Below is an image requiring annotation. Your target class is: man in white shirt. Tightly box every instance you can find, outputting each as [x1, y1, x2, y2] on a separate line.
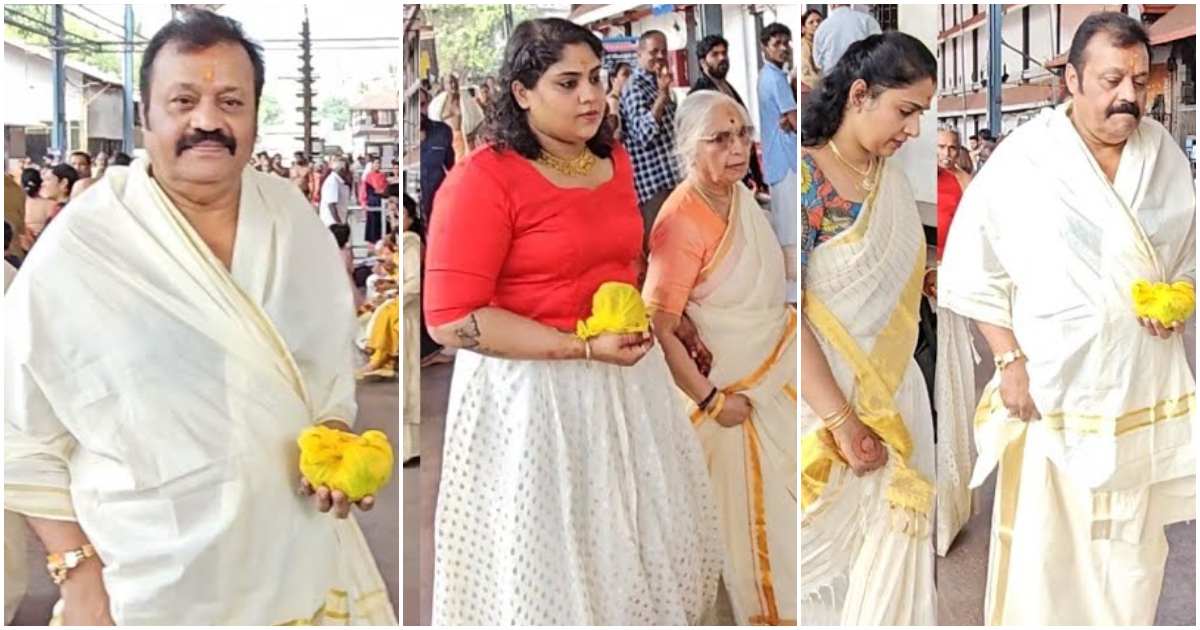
[813, 4, 882, 76]
[319, 157, 350, 226]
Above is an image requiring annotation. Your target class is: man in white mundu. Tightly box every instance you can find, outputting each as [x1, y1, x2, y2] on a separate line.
[940, 12, 1194, 625]
[3, 11, 395, 625]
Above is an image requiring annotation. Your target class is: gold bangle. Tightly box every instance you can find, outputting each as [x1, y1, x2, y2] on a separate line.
[823, 402, 853, 432]
[820, 401, 851, 423]
[825, 410, 851, 432]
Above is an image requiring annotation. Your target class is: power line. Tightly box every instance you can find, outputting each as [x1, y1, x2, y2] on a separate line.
[73, 4, 133, 38]
[62, 6, 127, 42]
[4, 8, 103, 50]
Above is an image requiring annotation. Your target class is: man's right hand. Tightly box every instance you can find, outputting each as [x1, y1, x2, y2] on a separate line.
[998, 359, 1041, 421]
[829, 411, 888, 476]
[60, 560, 115, 625]
[656, 65, 674, 94]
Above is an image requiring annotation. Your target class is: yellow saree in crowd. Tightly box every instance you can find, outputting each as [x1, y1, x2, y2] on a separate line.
[941, 102, 1195, 625]
[800, 159, 936, 625]
[644, 181, 796, 625]
[4, 161, 396, 624]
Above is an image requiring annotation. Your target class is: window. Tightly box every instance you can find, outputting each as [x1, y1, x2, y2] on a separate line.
[953, 36, 959, 88]
[870, 4, 898, 31]
[1022, 6, 1030, 72]
[1056, 5, 1062, 55]
[373, 109, 396, 127]
[972, 28, 979, 83]
[941, 42, 947, 89]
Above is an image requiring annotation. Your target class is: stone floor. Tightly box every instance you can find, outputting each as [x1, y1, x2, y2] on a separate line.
[407, 360, 452, 626]
[9, 378, 400, 625]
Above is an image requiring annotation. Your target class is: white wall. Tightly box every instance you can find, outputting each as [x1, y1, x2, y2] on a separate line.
[894, 3, 938, 225]
[628, 11, 689, 51]
[5, 43, 85, 129]
[721, 6, 761, 129]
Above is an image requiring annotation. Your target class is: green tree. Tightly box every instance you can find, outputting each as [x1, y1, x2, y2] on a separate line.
[4, 5, 126, 76]
[259, 92, 283, 126]
[319, 96, 350, 131]
[424, 4, 537, 83]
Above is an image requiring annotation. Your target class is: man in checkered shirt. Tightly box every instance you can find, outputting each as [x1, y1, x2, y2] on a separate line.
[619, 29, 681, 250]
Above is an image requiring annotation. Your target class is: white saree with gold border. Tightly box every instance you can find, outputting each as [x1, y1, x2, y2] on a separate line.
[940, 102, 1195, 625]
[800, 159, 937, 625]
[668, 183, 797, 625]
[4, 161, 396, 625]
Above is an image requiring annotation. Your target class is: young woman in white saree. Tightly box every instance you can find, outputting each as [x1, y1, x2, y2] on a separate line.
[424, 18, 721, 625]
[799, 32, 939, 625]
[644, 90, 795, 626]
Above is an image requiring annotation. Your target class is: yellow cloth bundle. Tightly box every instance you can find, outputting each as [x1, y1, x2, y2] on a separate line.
[297, 426, 394, 501]
[1131, 280, 1195, 326]
[575, 281, 650, 339]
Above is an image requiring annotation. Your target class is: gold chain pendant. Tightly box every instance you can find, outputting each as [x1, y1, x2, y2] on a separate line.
[829, 139, 877, 192]
[536, 148, 598, 176]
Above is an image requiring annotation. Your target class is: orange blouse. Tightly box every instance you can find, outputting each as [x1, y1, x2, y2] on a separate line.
[643, 182, 729, 316]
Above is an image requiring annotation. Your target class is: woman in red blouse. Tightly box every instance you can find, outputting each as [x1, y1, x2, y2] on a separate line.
[424, 18, 721, 625]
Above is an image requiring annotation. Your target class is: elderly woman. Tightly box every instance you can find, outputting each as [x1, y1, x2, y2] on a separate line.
[424, 17, 720, 625]
[643, 90, 796, 625]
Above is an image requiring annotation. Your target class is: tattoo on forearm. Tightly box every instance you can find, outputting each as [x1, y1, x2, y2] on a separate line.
[456, 313, 481, 349]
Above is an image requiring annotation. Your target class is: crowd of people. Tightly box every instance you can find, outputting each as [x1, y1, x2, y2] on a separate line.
[415, 15, 797, 625]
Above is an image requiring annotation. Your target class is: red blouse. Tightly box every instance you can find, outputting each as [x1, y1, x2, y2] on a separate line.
[424, 144, 643, 332]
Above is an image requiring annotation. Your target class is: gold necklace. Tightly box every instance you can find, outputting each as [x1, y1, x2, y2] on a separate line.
[828, 139, 877, 192]
[536, 147, 597, 177]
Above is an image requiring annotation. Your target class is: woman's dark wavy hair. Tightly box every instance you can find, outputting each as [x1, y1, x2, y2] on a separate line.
[801, 31, 936, 147]
[486, 17, 614, 160]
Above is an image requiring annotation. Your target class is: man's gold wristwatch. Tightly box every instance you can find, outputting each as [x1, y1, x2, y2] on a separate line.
[994, 348, 1026, 371]
[47, 544, 96, 585]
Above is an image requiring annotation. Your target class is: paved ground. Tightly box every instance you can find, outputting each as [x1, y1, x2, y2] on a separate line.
[9, 378, 400, 625]
[935, 326, 1196, 625]
[407, 361, 452, 626]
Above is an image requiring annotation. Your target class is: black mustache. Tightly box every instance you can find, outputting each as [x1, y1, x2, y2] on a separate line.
[1107, 101, 1141, 118]
[176, 130, 237, 156]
